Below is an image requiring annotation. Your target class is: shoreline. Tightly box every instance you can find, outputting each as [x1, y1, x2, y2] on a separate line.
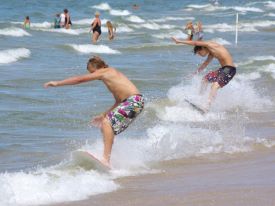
[55, 147, 275, 206]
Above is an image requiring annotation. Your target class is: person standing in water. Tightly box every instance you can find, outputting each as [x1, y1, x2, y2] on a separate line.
[184, 21, 194, 40]
[23, 16, 30, 29]
[90, 11, 102, 43]
[54, 14, 61, 29]
[195, 21, 204, 40]
[64, 9, 72, 29]
[171, 37, 236, 111]
[44, 56, 144, 166]
[60, 11, 66, 28]
[106, 21, 116, 40]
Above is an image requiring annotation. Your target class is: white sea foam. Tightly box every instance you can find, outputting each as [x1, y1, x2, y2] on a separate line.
[144, 78, 273, 161]
[204, 23, 235, 33]
[163, 75, 272, 115]
[211, 37, 231, 45]
[152, 16, 195, 23]
[241, 20, 275, 30]
[92, 3, 131, 16]
[125, 15, 145, 23]
[265, 13, 275, 17]
[186, 4, 264, 13]
[152, 30, 187, 39]
[31, 21, 52, 28]
[92, 2, 112, 10]
[0, 164, 118, 206]
[11, 21, 52, 28]
[261, 63, 275, 79]
[230, 6, 263, 12]
[115, 24, 134, 33]
[187, 4, 212, 9]
[235, 72, 261, 81]
[73, 18, 108, 26]
[237, 55, 275, 66]
[68, 44, 120, 54]
[204, 20, 275, 33]
[100, 24, 133, 33]
[110, 9, 131, 16]
[35, 28, 87, 35]
[0, 28, 31, 37]
[73, 18, 92, 25]
[265, 1, 275, 9]
[0, 48, 31, 64]
[215, 78, 273, 111]
[146, 124, 267, 161]
[204, 23, 258, 33]
[132, 22, 175, 30]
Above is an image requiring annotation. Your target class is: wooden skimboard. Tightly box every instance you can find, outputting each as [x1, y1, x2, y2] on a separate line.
[72, 150, 111, 172]
[184, 99, 206, 115]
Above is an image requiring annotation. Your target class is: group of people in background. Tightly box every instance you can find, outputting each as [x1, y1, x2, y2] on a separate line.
[54, 9, 72, 29]
[185, 21, 204, 41]
[89, 11, 116, 43]
[23, 10, 116, 44]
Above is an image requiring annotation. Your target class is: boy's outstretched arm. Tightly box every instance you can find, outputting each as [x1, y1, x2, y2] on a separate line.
[171, 37, 209, 47]
[44, 71, 103, 88]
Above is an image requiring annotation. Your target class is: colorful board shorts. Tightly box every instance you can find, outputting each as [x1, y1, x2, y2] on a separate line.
[107, 94, 144, 135]
[204, 65, 236, 88]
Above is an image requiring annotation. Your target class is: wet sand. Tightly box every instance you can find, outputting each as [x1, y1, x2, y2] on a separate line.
[56, 146, 275, 206]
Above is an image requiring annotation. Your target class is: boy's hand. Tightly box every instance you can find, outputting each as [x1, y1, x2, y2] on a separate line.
[171, 37, 180, 44]
[91, 114, 105, 127]
[44, 81, 58, 88]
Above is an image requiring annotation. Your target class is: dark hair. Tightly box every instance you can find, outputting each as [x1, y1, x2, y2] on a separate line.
[87, 56, 108, 70]
[193, 46, 203, 54]
[64, 9, 68, 13]
[26, 16, 30, 20]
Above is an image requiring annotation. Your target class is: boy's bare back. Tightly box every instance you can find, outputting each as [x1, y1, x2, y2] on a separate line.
[98, 67, 140, 102]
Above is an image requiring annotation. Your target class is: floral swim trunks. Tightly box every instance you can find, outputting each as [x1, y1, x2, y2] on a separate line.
[107, 94, 144, 135]
[204, 65, 236, 87]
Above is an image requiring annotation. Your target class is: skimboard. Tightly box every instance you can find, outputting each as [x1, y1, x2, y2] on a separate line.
[72, 150, 111, 172]
[184, 99, 206, 115]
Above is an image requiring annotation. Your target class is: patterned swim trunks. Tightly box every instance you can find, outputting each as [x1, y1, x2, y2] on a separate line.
[204, 65, 236, 87]
[107, 94, 144, 135]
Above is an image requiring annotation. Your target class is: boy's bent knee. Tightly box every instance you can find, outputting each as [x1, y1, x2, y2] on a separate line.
[211, 82, 220, 90]
[101, 117, 112, 128]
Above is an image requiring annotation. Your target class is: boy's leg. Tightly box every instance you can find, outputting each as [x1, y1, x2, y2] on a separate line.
[207, 82, 220, 109]
[200, 77, 209, 94]
[100, 117, 114, 166]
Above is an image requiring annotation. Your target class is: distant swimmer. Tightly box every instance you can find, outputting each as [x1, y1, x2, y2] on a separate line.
[171, 37, 236, 112]
[106, 21, 116, 40]
[54, 13, 61, 29]
[184, 21, 194, 41]
[23, 16, 30, 29]
[60, 10, 66, 28]
[90, 11, 101, 44]
[132, 4, 139, 10]
[64, 9, 72, 29]
[44, 56, 144, 167]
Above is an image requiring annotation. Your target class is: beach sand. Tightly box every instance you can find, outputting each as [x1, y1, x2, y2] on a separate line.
[56, 146, 275, 206]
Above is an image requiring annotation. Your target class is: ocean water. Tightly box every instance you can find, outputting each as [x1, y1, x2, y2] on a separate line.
[0, 0, 275, 205]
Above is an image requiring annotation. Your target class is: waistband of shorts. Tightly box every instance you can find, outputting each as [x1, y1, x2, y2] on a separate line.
[220, 65, 236, 70]
[122, 94, 143, 102]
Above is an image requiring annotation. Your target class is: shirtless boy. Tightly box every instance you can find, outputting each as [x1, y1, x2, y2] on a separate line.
[44, 56, 144, 166]
[171, 37, 236, 111]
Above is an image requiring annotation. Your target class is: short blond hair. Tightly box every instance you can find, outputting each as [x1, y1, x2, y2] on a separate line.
[87, 56, 108, 70]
